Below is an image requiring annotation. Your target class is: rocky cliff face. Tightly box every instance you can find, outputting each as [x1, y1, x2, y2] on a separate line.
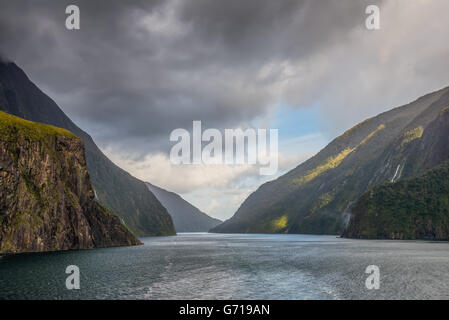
[0, 111, 141, 254]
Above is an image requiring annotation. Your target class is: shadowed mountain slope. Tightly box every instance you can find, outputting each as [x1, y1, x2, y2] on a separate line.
[146, 183, 221, 232]
[343, 106, 449, 239]
[0, 61, 175, 236]
[212, 86, 449, 235]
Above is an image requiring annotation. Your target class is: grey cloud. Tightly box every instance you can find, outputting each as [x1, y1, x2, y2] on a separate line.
[177, 0, 373, 64]
[0, 0, 383, 156]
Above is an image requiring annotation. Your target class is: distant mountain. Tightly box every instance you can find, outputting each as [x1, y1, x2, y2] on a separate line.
[0, 61, 175, 236]
[0, 111, 141, 254]
[212, 86, 449, 235]
[146, 183, 221, 232]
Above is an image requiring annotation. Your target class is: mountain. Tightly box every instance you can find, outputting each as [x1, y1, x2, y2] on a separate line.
[212, 86, 449, 235]
[146, 183, 221, 232]
[343, 107, 449, 239]
[0, 61, 175, 236]
[0, 111, 141, 254]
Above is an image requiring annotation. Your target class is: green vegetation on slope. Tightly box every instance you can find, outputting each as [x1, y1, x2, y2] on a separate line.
[343, 160, 449, 240]
[401, 126, 423, 146]
[0, 110, 77, 141]
[293, 147, 355, 186]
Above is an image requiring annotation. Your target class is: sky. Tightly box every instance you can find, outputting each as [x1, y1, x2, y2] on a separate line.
[1, 0, 449, 220]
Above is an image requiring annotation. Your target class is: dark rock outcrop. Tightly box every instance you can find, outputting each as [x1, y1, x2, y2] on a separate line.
[0, 111, 141, 254]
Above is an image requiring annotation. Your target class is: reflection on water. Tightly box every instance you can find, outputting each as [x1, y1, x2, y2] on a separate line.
[1, 233, 449, 299]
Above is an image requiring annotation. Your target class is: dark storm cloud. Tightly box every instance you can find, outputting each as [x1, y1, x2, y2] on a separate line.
[0, 0, 382, 156]
[177, 0, 366, 64]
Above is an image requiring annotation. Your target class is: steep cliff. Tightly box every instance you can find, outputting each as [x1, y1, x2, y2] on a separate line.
[0, 61, 175, 236]
[0, 111, 141, 254]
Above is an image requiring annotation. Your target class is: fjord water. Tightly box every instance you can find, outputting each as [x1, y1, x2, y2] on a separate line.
[1, 233, 449, 300]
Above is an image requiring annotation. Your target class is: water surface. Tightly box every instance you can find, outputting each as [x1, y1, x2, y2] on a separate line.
[1, 233, 449, 299]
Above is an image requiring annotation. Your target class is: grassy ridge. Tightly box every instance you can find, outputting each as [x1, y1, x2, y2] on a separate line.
[0, 110, 77, 141]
